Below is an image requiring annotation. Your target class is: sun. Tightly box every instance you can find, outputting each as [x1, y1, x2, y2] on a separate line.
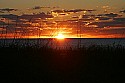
[55, 33, 65, 39]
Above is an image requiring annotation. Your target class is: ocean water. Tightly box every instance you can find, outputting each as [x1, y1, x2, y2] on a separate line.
[0, 38, 125, 48]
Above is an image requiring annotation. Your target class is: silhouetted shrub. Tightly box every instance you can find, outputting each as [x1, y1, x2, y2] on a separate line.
[1, 44, 125, 83]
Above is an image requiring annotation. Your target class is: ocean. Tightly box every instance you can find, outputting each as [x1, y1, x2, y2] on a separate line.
[0, 38, 125, 48]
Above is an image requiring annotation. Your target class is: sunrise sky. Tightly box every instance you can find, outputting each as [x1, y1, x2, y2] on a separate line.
[0, 0, 125, 38]
[0, 0, 125, 11]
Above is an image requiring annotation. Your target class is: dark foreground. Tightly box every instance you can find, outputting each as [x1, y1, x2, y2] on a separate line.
[1, 45, 125, 83]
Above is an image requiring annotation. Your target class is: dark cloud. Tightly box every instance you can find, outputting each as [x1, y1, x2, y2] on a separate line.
[0, 8, 18, 13]
[120, 10, 125, 13]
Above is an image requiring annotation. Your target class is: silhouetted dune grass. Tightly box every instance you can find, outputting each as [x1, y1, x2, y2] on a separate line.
[1, 44, 125, 83]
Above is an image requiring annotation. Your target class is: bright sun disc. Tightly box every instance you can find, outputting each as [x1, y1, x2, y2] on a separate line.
[55, 33, 65, 39]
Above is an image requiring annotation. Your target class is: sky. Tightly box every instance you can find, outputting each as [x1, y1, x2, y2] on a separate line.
[0, 0, 125, 38]
[0, 0, 125, 10]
